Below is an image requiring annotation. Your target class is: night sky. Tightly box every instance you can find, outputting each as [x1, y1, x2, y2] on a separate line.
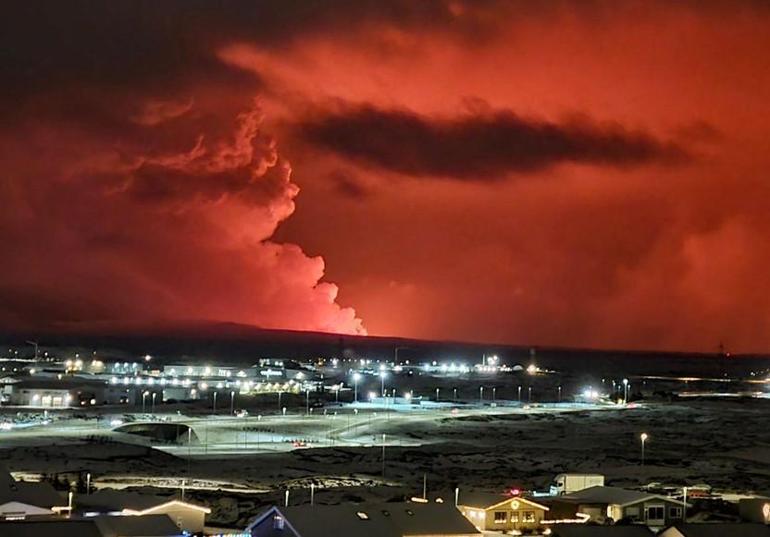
[2, 1, 770, 352]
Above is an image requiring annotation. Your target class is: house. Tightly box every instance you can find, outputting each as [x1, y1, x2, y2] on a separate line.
[76, 489, 211, 534]
[246, 502, 481, 537]
[549, 486, 687, 528]
[659, 523, 770, 537]
[0, 513, 184, 536]
[456, 490, 549, 533]
[0, 466, 69, 519]
[549, 525, 655, 536]
[739, 497, 770, 524]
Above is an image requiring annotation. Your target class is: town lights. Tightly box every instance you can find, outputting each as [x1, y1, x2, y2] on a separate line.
[527, 364, 537, 375]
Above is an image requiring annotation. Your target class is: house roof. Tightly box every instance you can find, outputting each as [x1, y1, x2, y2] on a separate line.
[0, 465, 67, 508]
[0, 519, 104, 537]
[457, 491, 549, 511]
[249, 502, 480, 537]
[93, 514, 183, 536]
[78, 490, 176, 511]
[560, 486, 683, 507]
[0, 515, 182, 537]
[550, 525, 655, 537]
[662, 523, 770, 537]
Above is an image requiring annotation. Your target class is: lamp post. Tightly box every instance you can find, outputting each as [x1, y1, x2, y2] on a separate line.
[640, 433, 648, 466]
[306, 389, 310, 416]
[278, 390, 282, 410]
[517, 385, 522, 402]
[151, 392, 156, 414]
[230, 390, 235, 415]
[353, 372, 361, 403]
[623, 378, 629, 404]
[557, 385, 562, 403]
[528, 386, 532, 403]
[142, 391, 148, 413]
[492, 387, 496, 402]
[479, 386, 484, 403]
[213, 391, 218, 414]
[435, 388, 440, 402]
[380, 371, 387, 398]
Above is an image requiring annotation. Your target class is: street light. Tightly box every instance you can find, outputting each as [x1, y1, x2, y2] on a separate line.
[557, 386, 562, 403]
[151, 392, 156, 414]
[142, 391, 149, 413]
[479, 386, 484, 403]
[213, 391, 218, 414]
[380, 371, 387, 397]
[435, 387, 440, 401]
[517, 385, 522, 402]
[492, 387, 496, 402]
[623, 378, 629, 404]
[640, 433, 648, 466]
[230, 390, 235, 415]
[352, 372, 361, 402]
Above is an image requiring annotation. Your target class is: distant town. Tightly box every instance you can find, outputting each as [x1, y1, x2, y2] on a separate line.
[2, 342, 770, 536]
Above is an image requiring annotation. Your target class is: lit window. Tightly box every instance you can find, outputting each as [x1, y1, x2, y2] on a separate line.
[494, 511, 507, 523]
[646, 506, 665, 521]
[669, 507, 682, 518]
[273, 515, 284, 530]
[523, 511, 535, 523]
[510, 512, 519, 522]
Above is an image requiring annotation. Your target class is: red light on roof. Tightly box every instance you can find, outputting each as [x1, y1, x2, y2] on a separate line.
[510, 488, 521, 496]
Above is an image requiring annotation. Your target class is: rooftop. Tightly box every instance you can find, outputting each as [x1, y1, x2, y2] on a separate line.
[560, 486, 682, 507]
[249, 502, 480, 537]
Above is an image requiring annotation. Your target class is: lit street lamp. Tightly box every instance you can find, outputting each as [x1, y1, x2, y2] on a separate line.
[492, 387, 496, 402]
[213, 391, 218, 414]
[528, 386, 532, 403]
[435, 388, 440, 402]
[142, 391, 148, 413]
[151, 392, 156, 414]
[353, 373, 361, 403]
[479, 386, 484, 403]
[230, 390, 235, 415]
[623, 378, 629, 404]
[517, 385, 522, 402]
[640, 432, 648, 466]
[380, 371, 387, 397]
[557, 385, 562, 403]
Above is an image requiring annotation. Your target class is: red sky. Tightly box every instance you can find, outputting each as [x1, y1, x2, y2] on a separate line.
[2, 1, 770, 352]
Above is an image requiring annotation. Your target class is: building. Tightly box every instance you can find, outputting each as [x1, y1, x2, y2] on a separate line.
[0, 514, 184, 536]
[76, 489, 210, 534]
[456, 491, 549, 533]
[9, 378, 132, 407]
[740, 498, 770, 524]
[659, 523, 770, 537]
[549, 486, 687, 528]
[0, 466, 69, 519]
[246, 502, 481, 537]
[549, 525, 655, 536]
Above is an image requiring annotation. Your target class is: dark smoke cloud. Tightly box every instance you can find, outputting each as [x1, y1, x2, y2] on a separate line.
[298, 105, 689, 179]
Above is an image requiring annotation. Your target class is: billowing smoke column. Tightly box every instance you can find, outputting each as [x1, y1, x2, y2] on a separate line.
[0, 97, 365, 335]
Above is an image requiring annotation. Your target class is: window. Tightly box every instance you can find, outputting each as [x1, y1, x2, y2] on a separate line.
[273, 515, 284, 530]
[626, 506, 640, 520]
[646, 506, 665, 521]
[523, 511, 535, 523]
[669, 506, 682, 519]
[510, 512, 519, 522]
[494, 511, 507, 524]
